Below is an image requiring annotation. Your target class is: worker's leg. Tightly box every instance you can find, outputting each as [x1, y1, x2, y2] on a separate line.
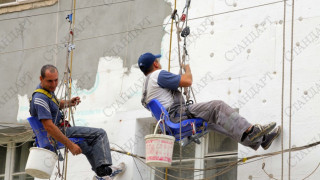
[65, 126, 112, 171]
[187, 100, 251, 142]
[208, 122, 262, 150]
[187, 100, 275, 150]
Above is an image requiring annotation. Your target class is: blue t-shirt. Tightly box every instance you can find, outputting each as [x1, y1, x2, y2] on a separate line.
[29, 84, 61, 125]
[157, 70, 181, 90]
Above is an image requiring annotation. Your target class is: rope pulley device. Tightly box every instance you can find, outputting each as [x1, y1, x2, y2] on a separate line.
[181, 26, 190, 37]
[66, 13, 73, 23]
[186, 100, 193, 106]
[67, 44, 75, 52]
[180, 14, 186, 21]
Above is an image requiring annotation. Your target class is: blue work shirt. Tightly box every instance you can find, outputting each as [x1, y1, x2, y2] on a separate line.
[29, 84, 62, 125]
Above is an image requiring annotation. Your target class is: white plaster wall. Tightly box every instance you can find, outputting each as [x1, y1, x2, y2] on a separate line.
[162, 0, 320, 179]
[17, 0, 320, 179]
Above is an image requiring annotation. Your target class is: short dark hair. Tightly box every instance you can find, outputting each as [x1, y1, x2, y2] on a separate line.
[143, 59, 160, 76]
[143, 65, 154, 76]
[41, 64, 58, 78]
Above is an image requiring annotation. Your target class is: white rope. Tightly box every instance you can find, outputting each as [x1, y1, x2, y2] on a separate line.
[54, 0, 60, 65]
[280, 0, 287, 179]
[288, 0, 295, 178]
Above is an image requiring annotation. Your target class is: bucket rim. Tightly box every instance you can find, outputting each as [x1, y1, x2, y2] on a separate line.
[29, 147, 58, 157]
[144, 134, 175, 140]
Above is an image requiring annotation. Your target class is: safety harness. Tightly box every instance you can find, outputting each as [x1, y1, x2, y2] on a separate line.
[141, 75, 151, 108]
[31, 89, 59, 106]
[30, 88, 70, 128]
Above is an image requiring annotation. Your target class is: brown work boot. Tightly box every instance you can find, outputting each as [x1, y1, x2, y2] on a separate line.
[248, 122, 277, 142]
[261, 126, 281, 150]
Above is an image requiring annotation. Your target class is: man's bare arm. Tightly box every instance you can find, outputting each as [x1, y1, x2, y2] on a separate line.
[59, 97, 81, 109]
[41, 119, 82, 155]
[59, 100, 68, 109]
[179, 65, 193, 87]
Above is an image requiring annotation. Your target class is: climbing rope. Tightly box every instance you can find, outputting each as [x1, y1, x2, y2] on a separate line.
[302, 163, 320, 180]
[280, 0, 287, 179]
[63, 0, 77, 179]
[45, 0, 79, 179]
[280, 0, 295, 179]
[170, 0, 197, 104]
[174, 8, 184, 179]
[288, 0, 295, 178]
[167, 1, 195, 178]
[163, 0, 304, 179]
[110, 139, 320, 179]
[168, 0, 177, 72]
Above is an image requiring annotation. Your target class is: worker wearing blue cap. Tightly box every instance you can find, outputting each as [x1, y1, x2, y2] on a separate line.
[138, 52, 281, 151]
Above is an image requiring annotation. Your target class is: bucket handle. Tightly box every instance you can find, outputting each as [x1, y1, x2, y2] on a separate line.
[154, 111, 166, 135]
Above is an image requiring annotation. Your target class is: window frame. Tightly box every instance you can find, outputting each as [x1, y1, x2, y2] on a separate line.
[0, 0, 15, 7]
[152, 128, 239, 180]
[0, 0, 41, 8]
[0, 141, 34, 180]
[203, 130, 238, 179]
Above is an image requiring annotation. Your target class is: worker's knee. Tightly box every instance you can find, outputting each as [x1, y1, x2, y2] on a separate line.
[210, 100, 224, 107]
[96, 128, 107, 137]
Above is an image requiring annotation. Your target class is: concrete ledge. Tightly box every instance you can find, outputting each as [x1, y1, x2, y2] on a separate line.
[0, 0, 58, 15]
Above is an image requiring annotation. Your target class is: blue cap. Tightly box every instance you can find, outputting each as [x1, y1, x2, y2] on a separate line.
[138, 53, 161, 73]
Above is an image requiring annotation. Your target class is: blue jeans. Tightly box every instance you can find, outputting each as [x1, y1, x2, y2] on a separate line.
[64, 126, 112, 171]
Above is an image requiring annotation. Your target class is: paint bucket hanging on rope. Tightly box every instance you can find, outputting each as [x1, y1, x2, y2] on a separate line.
[25, 147, 58, 179]
[145, 120, 175, 167]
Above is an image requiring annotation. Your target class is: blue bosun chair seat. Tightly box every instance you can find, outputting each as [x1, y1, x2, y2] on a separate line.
[27, 116, 84, 153]
[147, 99, 208, 147]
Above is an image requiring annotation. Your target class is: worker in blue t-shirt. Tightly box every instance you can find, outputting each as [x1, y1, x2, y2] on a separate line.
[138, 52, 281, 151]
[29, 64, 125, 180]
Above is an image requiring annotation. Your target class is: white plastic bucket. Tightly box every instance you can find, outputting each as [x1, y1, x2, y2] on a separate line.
[145, 120, 175, 167]
[25, 147, 58, 179]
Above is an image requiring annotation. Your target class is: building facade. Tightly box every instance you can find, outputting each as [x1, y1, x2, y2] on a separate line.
[0, 0, 319, 179]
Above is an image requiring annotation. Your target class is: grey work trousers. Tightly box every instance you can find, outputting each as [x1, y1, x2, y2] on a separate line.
[65, 126, 112, 171]
[171, 100, 263, 150]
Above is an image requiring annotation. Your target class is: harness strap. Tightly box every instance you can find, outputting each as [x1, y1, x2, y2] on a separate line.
[30, 89, 59, 107]
[173, 105, 194, 119]
[141, 75, 151, 108]
[184, 103, 194, 118]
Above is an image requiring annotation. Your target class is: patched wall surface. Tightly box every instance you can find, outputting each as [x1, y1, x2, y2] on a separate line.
[1, 0, 320, 179]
